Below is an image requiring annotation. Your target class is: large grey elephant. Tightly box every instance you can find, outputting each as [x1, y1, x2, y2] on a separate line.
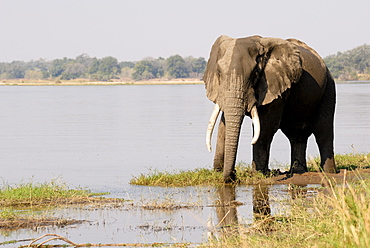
[204, 35, 336, 183]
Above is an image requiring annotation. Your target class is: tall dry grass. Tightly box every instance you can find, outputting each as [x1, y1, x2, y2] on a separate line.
[206, 174, 370, 247]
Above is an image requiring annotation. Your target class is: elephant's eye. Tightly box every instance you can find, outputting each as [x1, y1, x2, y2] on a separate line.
[216, 68, 222, 78]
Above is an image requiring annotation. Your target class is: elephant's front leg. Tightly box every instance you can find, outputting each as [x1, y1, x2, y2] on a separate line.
[252, 102, 283, 174]
[252, 139, 272, 174]
[288, 135, 309, 173]
[252, 116, 275, 174]
[213, 113, 225, 172]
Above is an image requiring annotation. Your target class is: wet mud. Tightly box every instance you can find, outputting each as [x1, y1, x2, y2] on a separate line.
[272, 169, 370, 186]
[0, 218, 84, 231]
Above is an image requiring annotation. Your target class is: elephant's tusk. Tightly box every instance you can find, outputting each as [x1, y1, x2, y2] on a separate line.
[206, 104, 221, 152]
[251, 105, 260, 145]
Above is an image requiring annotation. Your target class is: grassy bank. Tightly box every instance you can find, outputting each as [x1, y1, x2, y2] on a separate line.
[130, 164, 277, 187]
[130, 153, 370, 186]
[0, 179, 112, 208]
[206, 177, 370, 247]
[308, 153, 370, 171]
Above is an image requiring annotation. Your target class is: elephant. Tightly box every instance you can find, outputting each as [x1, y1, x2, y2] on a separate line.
[204, 35, 337, 183]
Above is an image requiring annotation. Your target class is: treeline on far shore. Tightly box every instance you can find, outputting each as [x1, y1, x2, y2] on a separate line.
[324, 44, 370, 81]
[0, 54, 206, 82]
[0, 44, 369, 82]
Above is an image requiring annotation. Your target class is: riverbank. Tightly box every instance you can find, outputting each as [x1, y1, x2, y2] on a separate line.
[0, 78, 204, 86]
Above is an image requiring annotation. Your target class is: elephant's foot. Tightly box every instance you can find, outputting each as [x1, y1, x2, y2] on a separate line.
[322, 157, 337, 173]
[213, 163, 223, 172]
[213, 164, 223, 172]
[289, 160, 308, 175]
[213, 158, 224, 172]
[252, 161, 269, 175]
[223, 171, 237, 184]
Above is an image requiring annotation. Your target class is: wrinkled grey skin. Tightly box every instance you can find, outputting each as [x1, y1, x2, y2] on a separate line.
[204, 35, 336, 183]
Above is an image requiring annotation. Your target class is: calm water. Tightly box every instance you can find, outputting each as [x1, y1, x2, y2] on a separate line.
[0, 83, 369, 245]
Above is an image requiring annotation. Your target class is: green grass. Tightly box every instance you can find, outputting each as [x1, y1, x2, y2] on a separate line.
[0, 179, 114, 228]
[130, 167, 223, 187]
[131, 153, 370, 187]
[308, 153, 370, 171]
[0, 179, 104, 207]
[206, 177, 370, 247]
[130, 162, 276, 186]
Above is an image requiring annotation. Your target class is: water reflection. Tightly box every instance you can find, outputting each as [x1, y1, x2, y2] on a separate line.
[252, 185, 271, 219]
[213, 183, 319, 239]
[214, 184, 274, 238]
[215, 185, 239, 235]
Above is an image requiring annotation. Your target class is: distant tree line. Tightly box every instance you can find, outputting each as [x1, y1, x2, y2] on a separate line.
[1, 44, 369, 82]
[0, 54, 207, 81]
[324, 44, 370, 81]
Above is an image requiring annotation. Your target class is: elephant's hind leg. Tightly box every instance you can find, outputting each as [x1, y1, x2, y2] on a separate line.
[314, 129, 336, 173]
[213, 113, 225, 172]
[313, 77, 337, 173]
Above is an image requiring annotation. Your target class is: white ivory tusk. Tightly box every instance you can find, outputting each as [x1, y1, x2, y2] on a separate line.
[251, 105, 260, 145]
[206, 104, 221, 152]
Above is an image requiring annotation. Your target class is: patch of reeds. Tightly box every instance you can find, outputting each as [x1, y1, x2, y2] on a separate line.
[206, 175, 370, 247]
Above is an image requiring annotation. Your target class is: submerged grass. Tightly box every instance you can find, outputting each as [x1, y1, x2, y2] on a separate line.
[131, 153, 370, 187]
[206, 177, 370, 247]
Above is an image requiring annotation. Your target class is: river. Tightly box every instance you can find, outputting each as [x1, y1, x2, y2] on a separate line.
[0, 83, 369, 245]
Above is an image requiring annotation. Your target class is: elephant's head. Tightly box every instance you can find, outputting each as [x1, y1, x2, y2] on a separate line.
[204, 35, 302, 182]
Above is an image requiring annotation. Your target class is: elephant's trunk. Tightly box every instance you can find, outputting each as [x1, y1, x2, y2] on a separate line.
[223, 92, 245, 183]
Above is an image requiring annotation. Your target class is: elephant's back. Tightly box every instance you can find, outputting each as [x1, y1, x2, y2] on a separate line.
[287, 38, 327, 88]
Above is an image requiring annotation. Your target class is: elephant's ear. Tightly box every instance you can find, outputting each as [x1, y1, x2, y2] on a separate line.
[257, 38, 302, 105]
[204, 35, 232, 103]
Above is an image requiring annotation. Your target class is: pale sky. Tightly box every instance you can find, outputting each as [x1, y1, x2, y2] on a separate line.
[1, 0, 369, 62]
